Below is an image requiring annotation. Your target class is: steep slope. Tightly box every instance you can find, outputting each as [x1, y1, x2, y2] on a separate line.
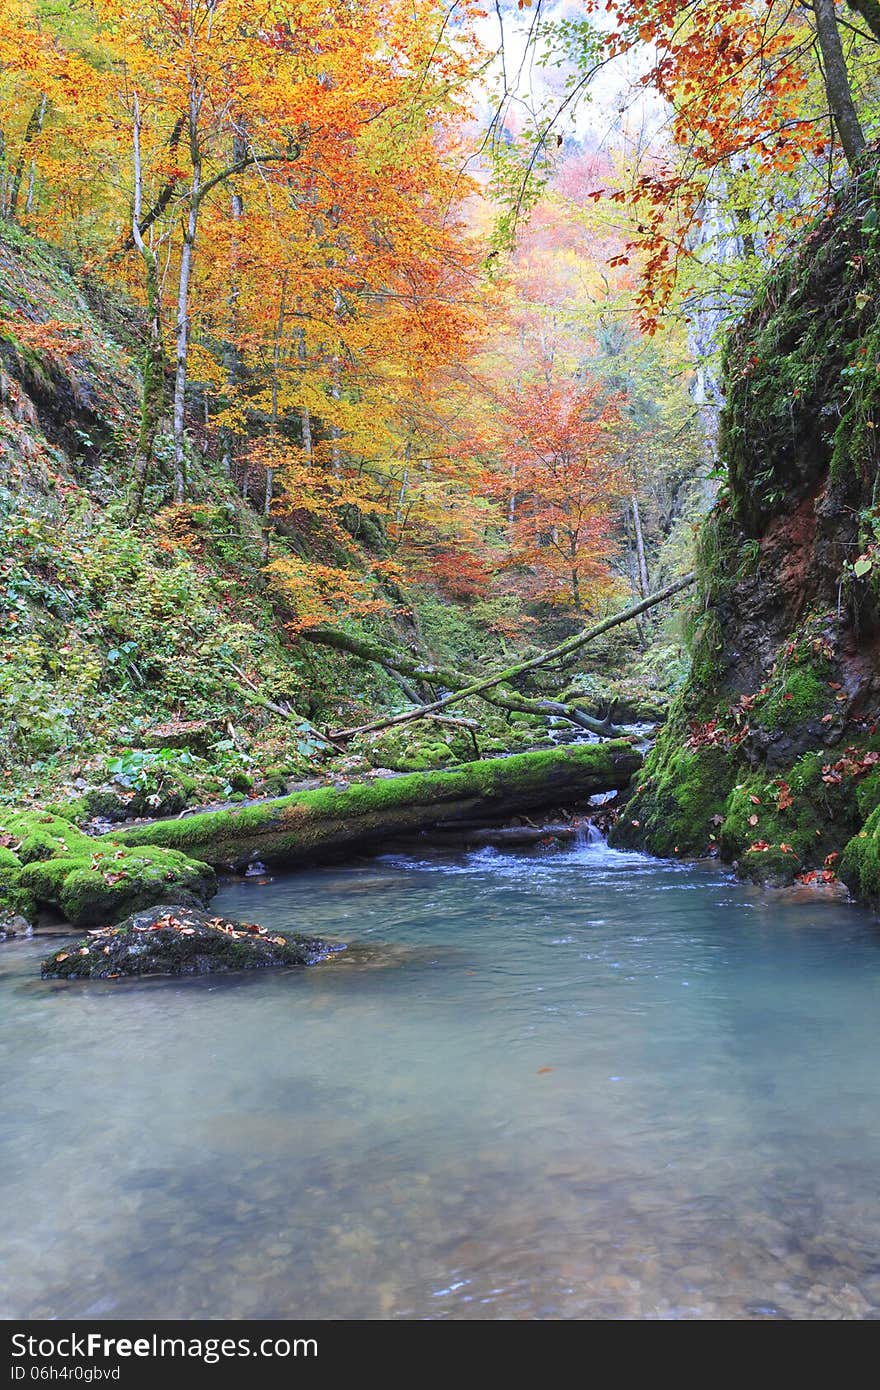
[613, 158, 880, 903]
[0, 223, 622, 837]
[0, 222, 399, 814]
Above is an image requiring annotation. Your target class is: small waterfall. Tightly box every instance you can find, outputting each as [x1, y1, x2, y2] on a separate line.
[574, 819, 604, 848]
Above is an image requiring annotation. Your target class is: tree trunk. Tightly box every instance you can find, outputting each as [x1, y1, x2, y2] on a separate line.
[395, 439, 412, 531]
[297, 320, 313, 459]
[302, 571, 696, 740]
[623, 503, 649, 648]
[813, 0, 867, 169]
[8, 95, 46, 220]
[844, 0, 880, 42]
[128, 94, 167, 523]
[112, 743, 644, 869]
[172, 87, 204, 505]
[631, 493, 650, 598]
[23, 95, 47, 215]
[219, 127, 247, 484]
[262, 281, 286, 565]
[329, 356, 342, 476]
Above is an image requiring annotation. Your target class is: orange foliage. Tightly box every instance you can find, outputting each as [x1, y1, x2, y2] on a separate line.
[488, 379, 621, 610]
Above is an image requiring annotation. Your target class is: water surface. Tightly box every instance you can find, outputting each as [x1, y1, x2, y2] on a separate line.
[3, 840, 880, 1319]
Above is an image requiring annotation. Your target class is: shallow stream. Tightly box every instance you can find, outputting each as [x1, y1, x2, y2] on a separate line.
[3, 840, 880, 1319]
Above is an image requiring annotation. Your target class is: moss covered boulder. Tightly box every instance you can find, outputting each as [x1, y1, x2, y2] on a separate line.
[612, 157, 880, 901]
[0, 810, 215, 927]
[110, 741, 643, 869]
[41, 904, 338, 979]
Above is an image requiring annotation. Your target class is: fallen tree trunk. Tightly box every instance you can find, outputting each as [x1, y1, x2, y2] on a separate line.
[111, 742, 642, 869]
[445, 823, 582, 847]
[306, 572, 696, 742]
[302, 628, 622, 738]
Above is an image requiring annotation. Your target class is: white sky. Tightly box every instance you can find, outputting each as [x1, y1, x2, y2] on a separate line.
[470, 0, 668, 159]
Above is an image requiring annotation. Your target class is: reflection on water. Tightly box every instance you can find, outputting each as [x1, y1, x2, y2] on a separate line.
[3, 840, 880, 1319]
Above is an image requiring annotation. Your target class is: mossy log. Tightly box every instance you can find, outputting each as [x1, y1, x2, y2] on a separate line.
[111, 742, 643, 869]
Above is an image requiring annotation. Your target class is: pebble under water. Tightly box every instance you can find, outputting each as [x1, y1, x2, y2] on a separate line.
[3, 839, 880, 1320]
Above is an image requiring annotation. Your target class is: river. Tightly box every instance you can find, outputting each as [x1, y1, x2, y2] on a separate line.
[2, 838, 880, 1319]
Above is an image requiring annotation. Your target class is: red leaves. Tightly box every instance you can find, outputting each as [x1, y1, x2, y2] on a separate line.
[776, 782, 793, 812]
[821, 747, 880, 786]
[686, 719, 725, 748]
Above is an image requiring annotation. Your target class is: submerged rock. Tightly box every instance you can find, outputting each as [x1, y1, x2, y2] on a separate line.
[0, 911, 32, 940]
[40, 904, 340, 980]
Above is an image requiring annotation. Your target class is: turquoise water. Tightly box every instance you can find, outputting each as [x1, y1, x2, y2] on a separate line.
[3, 839, 880, 1319]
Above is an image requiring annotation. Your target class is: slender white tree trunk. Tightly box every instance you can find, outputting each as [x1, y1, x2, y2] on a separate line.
[173, 85, 203, 504]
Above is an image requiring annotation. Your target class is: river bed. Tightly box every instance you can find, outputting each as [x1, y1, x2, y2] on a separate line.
[2, 840, 880, 1319]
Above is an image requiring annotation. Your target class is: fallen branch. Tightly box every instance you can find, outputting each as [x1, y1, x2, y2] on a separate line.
[306, 572, 696, 742]
[113, 743, 643, 868]
[302, 630, 620, 738]
[220, 660, 345, 751]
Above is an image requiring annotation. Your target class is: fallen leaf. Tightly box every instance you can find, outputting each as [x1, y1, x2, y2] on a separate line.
[776, 782, 793, 812]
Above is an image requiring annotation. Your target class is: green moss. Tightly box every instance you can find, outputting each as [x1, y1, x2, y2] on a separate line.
[718, 162, 880, 533]
[736, 845, 801, 886]
[841, 807, 880, 901]
[856, 766, 880, 819]
[18, 843, 214, 926]
[693, 506, 740, 603]
[0, 807, 214, 926]
[714, 752, 859, 882]
[757, 667, 828, 731]
[0, 810, 92, 863]
[42, 798, 87, 825]
[612, 707, 736, 857]
[0, 846, 22, 907]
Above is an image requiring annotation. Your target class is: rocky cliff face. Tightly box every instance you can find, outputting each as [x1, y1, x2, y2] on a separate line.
[612, 159, 880, 904]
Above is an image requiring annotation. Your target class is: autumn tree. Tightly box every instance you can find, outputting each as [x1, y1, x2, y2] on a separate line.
[581, 0, 880, 324]
[489, 378, 621, 612]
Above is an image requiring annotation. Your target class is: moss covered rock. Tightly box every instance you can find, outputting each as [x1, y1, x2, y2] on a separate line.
[612, 702, 737, 858]
[0, 809, 215, 927]
[41, 903, 339, 979]
[840, 807, 880, 903]
[612, 158, 880, 901]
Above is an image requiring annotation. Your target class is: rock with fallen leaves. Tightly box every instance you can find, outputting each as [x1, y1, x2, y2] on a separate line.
[41, 904, 341, 980]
